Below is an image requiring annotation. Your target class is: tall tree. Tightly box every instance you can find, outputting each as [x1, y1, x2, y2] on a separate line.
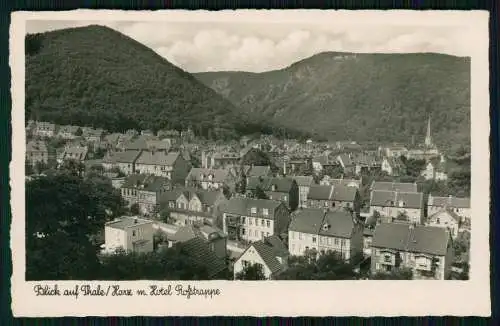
[234, 263, 267, 280]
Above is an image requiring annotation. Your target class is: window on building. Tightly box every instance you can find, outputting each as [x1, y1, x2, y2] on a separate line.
[324, 201, 329, 207]
[251, 207, 257, 214]
[284, 196, 288, 201]
[266, 232, 270, 237]
[261, 219, 265, 226]
[249, 218, 253, 225]
[132, 230, 136, 236]
[241, 228, 246, 235]
[384, 255, 391, 263]
[341, 239, 346, 246]
[299, 233, 303, 240]
[241, 217, 246, 224]
[312, 237, 317, 243]
[334, 238, 339, 245]
[261, 231, 265, 239]
[436, 218, 440, 224]
[266, 220, 270, 228]
[263, 208, 269, 216]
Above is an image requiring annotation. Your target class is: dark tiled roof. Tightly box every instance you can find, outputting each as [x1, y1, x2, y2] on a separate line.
[289, 208, 325, 234]
[292, 176, 314, 187]
[180, 237, 227, 277]
[337, 154, 354, 167]
[26, 140, 48, 153]
[371, 223, 450, 256]
[243, 165, 272, 178]
[371, 181, 417, 193]
[332, 185, 357, 202]
[264, 235, 289, 257]
[250, 241, 284, 275]
[370, 190, 423, 209]
[428, 195, 470, 208]
[247, 176, 296, 193]
[104, 150, 142, 164]
[317, 209, 355, 238]
[122, 174, 171, 192]
[308, 185, 333, 200]
[327, 178, 362, 188]
[136, 151, 180, 166]
[220, 197, 284, 219]
[427, 208, 461, 223]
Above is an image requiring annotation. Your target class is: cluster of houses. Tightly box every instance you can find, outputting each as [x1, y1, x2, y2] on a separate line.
[27, 119, 470, 280]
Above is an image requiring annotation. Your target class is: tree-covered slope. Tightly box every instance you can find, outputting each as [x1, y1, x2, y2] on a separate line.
[25, 25, 274, 138]
[195, 52, 471, 147]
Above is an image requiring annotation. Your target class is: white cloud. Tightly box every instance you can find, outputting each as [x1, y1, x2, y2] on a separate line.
[27, 19, 472, 73]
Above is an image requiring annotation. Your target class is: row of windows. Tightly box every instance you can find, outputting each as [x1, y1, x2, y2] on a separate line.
[290, 232, 346, 246]
[240, 216, 271, 228]
[240, 228, 270, 239]
[250, 207, 269, 216]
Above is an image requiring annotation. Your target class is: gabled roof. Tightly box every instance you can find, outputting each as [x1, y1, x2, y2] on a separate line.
[122, 174, 171, 192]
[180, 237, 227, 277]
[326, 178, 362, 188]
[332, 185, 357, 202]
[186, 168, 231, 183]
[371, 223, 450, 256]
[318, 209, 356, 239]
[337, 154, 354, 167]
[292, 175, 314, 187]
[308, 185, 334, 201]
[247, 176, 296, 192]
[370, 190, 423, 209]
[264, 235, 289, 257]
[136, 151, 180, 166]
[239, 240, 287, 275]
[370, 181, 418, 193]
[427, 208, 461, 223]
[289, 208, 325, 234]
[242, 165, 272, 178]
[428, 195, 470, 208]
[104, 150, 142, 164]
[220, 197, 284, 219]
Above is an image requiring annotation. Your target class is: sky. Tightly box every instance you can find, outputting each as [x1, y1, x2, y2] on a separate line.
[25, 12, 474, 73]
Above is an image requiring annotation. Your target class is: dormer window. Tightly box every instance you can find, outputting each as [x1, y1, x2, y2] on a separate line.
[271, 184, 277, 191]
[251, 207, 257, 214]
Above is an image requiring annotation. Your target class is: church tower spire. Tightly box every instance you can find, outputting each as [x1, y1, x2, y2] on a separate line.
[424, 115, 432, 147]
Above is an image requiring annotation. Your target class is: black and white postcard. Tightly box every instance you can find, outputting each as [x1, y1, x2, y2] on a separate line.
[10, 9, 490, 316]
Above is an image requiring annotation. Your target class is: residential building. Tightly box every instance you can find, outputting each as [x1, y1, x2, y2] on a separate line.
[57, 125, 80, 139]
[370, 223, 453, 280]
[427, 195, 471, 222]
[336, 154, 356, 175]
[292, 176, 314, 208]
[160, 188, 227, 226]
[371, 181, 418, 193]
[288, 208, 363, 261]
[246, 176, 299, 211]
[120, 174, 172, 215]
[320, 176, 362, 188]
[185, 167, 235, 190]
[307, 184, 362, 215]
[381, 156, 405, 176]
[233, 236, 289, 280]
[379, 146, 409, 158]
[34, 121, 56, 138]
[103, 216, 154, 254]
[176, 236, 228, 278]
[426, 208, 461, 239]
[352, 153, 381, 175]
[170, 224, 227, 260]
[26, 140, 49, 166]
[202, 150, 241, 169]
[369, 190, 425, 224]
[82, 127, 105, 143]
[135, 151, 190, 183]
[61, 146, 88, 162]
[421, 156, 448, 181]
[102, 150, 142, 175]
[221, 197, 290, 243]
[241, 165, 273, 179]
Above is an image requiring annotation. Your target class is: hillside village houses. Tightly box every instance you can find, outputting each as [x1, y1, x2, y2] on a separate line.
[221, 197, 291, 243]
[159, 187, 227, 226]
[120, 174, 172, 215]
[370, 223, 453, 280]
[246, 176, 299, 210]
[288, 208, 364, 261]
[26, 116, 469, 280]
[26, 140, 50, 166]
[103, 216, 154, 254]
[185, 167, 235, 190]
[233, 236, 289, 280]
[427, 195, 471, 223]
[307, 184, 362, 216]
[369, 190, 425, 224]
[135, 151, 191, 183]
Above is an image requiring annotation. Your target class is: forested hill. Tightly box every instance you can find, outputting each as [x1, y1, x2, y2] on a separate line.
[195, 52, 471, 148]
[25, 25, 306, 139]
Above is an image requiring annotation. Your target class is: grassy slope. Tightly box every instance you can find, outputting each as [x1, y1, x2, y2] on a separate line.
[195, 52, 471, 148]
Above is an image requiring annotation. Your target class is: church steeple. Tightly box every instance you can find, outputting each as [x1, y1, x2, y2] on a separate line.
[424, 115, 432, 147]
